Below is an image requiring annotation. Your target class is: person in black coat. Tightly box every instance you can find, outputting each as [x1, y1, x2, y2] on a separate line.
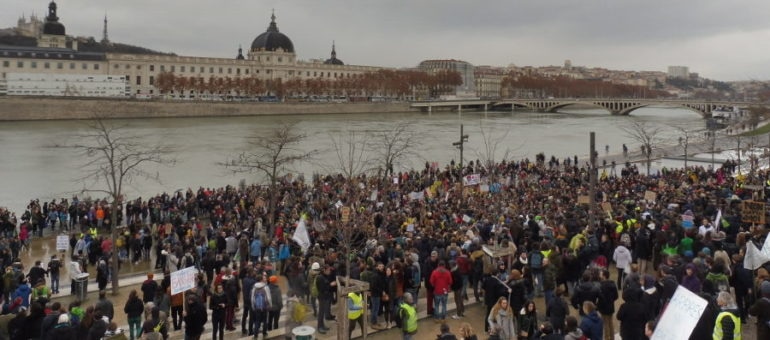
[570, 273, 599, 316]
[184, 294, 208, 340]
[315, 265, 336, 333]
[597, 269, 618, 338]
[616, 287, 646, 340]
[209, 284, 227, 340]
[546, 287, 569, 335]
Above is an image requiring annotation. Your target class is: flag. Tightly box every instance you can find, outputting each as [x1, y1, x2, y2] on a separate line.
[744, 241, 770, 270]
[713, 210, 722, 230]
[292, 214, 311, 254]
[762, 233, 770, 260]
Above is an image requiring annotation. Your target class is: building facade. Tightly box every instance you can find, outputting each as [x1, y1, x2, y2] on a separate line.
[417, 59, 476, 97]
[0, 2, 382, 98]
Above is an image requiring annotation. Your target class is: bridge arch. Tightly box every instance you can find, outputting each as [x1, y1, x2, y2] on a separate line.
[617, 103, 709, 117]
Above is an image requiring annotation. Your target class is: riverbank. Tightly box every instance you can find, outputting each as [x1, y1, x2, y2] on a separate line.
[0, 96, 413, 121]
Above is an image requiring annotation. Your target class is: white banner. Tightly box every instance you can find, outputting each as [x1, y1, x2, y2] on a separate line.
[170, 266, 198, 295]
[292, 215, 311, 253]
[56, 235, 69, 251]
[463, 174, 481, 186]
[744, 241, 770, 270]
[651, 286, 708, 340]
[409, 191, 424, 201]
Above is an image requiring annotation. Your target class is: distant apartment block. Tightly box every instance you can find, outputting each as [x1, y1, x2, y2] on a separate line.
[667, 66, 690, 79]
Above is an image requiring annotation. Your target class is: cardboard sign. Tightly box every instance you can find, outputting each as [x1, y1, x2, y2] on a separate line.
[340, 206, 351, 223]
[651, 286, 708, 340]
[601, 202, 612, 212]
[56, 235, 69, 251]
[254, 198, 265, 208]
[644, 190, 657, 202]
[577, 196, 590, 205]
[170, 266, 198, 295]
[742, 200, 766, 224]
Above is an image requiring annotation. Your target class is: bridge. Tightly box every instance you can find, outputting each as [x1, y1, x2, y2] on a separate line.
[411, 98, 759, 117]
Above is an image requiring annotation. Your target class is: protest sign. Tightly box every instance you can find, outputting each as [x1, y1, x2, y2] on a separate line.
[741, 200, 765, 224]
[56, 235, 69, 251]
[170, 266, 198, 295]
[644, 190, 657, 202]
[463, 174, 481, 186]
[651, 286, 707, 340]
[577, 196, 590, 205]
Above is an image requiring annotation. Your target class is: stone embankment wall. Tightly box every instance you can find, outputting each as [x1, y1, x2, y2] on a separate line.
[0, 97, 413, 121]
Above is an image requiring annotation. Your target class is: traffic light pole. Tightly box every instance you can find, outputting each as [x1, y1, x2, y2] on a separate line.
[453, 124, 469, 167]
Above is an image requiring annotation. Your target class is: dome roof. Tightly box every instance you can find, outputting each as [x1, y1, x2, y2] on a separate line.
[43, 1, 65, 35]
[250, 13, 294, 53]
[324, 42, 344, 65]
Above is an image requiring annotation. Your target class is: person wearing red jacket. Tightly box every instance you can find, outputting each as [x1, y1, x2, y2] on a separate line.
[429, 260, 453, 321]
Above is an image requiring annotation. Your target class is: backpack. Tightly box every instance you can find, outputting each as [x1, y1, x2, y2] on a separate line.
[410, 263, 421, 289]
[291, 301, 307, 323]
[252, 286, 270, 312]
[473, 256, 484, 276]
[529, 251, 543, 270]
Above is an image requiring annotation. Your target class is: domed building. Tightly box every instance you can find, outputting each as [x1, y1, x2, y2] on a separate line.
[324, 42, 344, 65]
[1, 4, 384, 98]
[250, 12, 294, 53]
[38, 1, 68, 48]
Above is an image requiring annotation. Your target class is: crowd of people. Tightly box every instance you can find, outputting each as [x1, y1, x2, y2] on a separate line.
[0, 153, 769, 340]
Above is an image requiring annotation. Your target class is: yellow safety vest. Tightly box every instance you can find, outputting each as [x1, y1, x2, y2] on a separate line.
[399, 303, 417, 333]
[348, 292, 363, 320]
[89, 228, 98, 237]
[713, 311, 741, 340]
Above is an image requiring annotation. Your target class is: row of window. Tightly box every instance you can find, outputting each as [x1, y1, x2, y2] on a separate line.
[112, 63, 354, 79]
[2, 60, 101, 70]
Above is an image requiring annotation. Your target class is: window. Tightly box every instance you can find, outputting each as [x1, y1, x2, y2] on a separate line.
[160, 65, 165, 72]
[149, 76, 154, 85]
[57, 62, 63, 69]
[126, 75, 130, 81]
[69, 63, 75, 69]
[136, 65, 142, 70]
[180, 66, 185, 72]
[228, 68, 232, 74]
[94, 64, 100, 70]
[307, 71, 310, 76]
[171, 65, 175, 72]
[136, 76, 141, 85]
[245, 69, 249, 74]
[114, 64, 119, 69]
[125, 64, 130, 70]
[32, 62, 39, 68]
[219, 67, 223, 74]
[209, 67, 214, 73]
[150, 65, 155, 72]
[190, 66, 195, 73]
[278, 57, 282, 62]
[81, 63, 87, 70]
[236, 68, 240, 75]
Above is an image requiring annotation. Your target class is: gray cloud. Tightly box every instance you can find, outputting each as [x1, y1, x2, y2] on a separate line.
[3, 0, 770, 80]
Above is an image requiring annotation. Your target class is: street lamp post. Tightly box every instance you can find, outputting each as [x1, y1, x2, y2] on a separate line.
[453, 124, 469, 167]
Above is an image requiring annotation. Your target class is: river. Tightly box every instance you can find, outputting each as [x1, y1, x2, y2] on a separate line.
[0, 106, 704, 215]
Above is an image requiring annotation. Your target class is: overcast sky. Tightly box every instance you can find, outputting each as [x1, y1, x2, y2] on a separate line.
[4, 0, 770, 81]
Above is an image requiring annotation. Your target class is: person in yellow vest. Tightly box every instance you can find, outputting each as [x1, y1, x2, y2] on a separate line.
[347, 291, 364, 339]
[398, 292, 418, 340]
[713, 291, 741, 340]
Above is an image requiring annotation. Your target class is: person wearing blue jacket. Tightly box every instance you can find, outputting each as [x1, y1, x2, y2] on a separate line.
[579, 301, 603, 340]
[12, 279, 32, 308]
[249, 238, 262, 263]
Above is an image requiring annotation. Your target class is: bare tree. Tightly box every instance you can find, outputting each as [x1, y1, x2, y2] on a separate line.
[71, 117, 174, 294]
[369, 121, 420, 177]
[622, 120, 663, 175]
[222, 122, 314, 234]
[322, 130, 373, 179]
[674, 126, 703, 168]
[472, 121, 522, 176]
